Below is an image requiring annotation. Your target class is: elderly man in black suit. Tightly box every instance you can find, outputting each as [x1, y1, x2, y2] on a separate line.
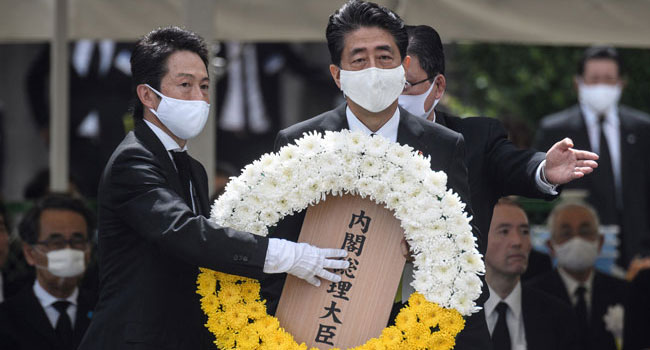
[0, 194, 96, 350]
[484, 198, 578, 350]
[535, 46, 650, 268]
[528, 201, 627, 350]
[77, 27, 348, 350]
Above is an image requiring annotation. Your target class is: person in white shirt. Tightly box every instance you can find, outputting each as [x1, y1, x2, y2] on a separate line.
[528, 201, 627, 350]
[485, 197, 577, 350]
[0, 194, 96, 350]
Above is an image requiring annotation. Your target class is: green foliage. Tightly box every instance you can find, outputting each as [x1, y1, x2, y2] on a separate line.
[444, 44, 650, 124]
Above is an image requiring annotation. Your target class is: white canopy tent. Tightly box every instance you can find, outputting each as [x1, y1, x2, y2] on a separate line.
[2, 0, 649, 193]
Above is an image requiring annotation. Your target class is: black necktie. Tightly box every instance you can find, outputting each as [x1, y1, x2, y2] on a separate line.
[597, 116, 619, 207]
[171, 151, 193, 208]
[53, 301, 73, 349]
[574, 285, 588, 326]
[492, 302, 511, 350]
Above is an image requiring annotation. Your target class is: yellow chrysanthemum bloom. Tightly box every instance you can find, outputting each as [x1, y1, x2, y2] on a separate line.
[394, 306, 418, 332]
[402, 322, 430, 350]
[430, 330, 456, 349]
[438, 309, 465, 336]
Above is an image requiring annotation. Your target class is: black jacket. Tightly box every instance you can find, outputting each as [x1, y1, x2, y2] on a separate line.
[78, 119, 270, 350]
[0, 285, 95, 350]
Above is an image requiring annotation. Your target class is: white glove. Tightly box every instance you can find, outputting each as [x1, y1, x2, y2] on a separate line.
[264, 238, 349, 287]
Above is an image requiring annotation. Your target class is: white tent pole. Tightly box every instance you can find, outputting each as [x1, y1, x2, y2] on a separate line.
[50, 0, 69, 192]
[185, 0, 217, 197]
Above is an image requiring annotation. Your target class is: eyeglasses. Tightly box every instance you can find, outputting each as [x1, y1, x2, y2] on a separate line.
[34, 234, 89, 250]
[404, 77, 432, 88]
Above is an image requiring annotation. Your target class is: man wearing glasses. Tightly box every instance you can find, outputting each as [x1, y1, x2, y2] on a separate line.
[0, 194, 96, 350]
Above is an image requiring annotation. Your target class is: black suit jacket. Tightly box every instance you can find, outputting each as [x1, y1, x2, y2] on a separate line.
[78, 119, 270, 350]
[527, 269, 628, 350]
[436, 111, 553, 239]
[535, 105, 650, 265]
[267, 104, 490, 350]
[0, 285, 94, 350]
[624, 268, 650, 350]
[521, 285, 578, 350]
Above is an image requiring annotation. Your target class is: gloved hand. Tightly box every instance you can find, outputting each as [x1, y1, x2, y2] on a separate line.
[264, 238, 349, 287]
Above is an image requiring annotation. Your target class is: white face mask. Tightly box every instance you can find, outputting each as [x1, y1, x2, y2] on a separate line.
[146, 84, 210, 140]
[339, 65, 406, 113]
[398, 75, 442, 119]
[42, 248, 86, 278]
[578, 82, 622, 115]
[553, 237, 600, 272]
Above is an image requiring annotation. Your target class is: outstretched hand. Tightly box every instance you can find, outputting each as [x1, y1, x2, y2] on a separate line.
[544, 138, 599, 185]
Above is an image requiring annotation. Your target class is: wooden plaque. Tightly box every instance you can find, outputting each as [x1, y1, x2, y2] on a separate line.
[275, 194, 406, 349]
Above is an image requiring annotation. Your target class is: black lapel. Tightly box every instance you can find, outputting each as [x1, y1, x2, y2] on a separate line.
[617, 111, 633, 194]
[589, 272, 606, 329]
[521, 287, 543, 350]
[73, 290, 94, 346]
[188, 158, 210, 216]
[550, 270, 572, 304]
[573, 108, 593, 151]
[133, 119, 185, 200]
[318, 103, 349, 131]
[396, 108, 427, 154]
[14, 287, 61, 345]
[434, 109, 449, 128]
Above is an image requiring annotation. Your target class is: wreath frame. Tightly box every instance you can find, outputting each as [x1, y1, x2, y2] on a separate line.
[198, 130, 484, 349]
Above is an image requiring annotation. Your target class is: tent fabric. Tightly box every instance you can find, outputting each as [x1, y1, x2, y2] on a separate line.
[1, 0, 649, 47]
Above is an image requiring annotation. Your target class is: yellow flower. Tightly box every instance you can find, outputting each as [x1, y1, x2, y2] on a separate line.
[430, 330, 456, 350]
[438, 309, 465, 336]
[416, 303, 442, 329]
[403, 322, 430, 350]
[395, 307, 418, 332]
[218, 284, 242, 306]
[245, 301, 268, 320]
[407, 293, 427, 308]
[241, 281, 261, 301]
[223, 307, 248, 331]
[236, 327, 261, 349]
[379, 326, 404, 349]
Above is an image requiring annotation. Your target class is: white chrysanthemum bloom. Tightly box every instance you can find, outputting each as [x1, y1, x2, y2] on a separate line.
[347, 131, 366, 154]
[603, 304, 624, 339]
[366, 134, 391, 157]
[460, 251, 485, 274]
[295, 131, 324, 155]
[278, 144, 300, 162]
[456, 232, 478, 252]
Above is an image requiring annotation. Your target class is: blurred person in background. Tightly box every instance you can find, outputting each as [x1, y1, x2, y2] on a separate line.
[528, 201, 627, 350]
[624, 268, 650, 350]
[535, 45, 650, 269]
[0, 194, 96, 350]
[485, 197, 577, 350]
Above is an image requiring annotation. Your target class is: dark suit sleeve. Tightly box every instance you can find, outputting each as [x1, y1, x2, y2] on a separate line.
[486, 119, 551, 199]
[107, 147, 269, 279]
[274, 129, 291, 151]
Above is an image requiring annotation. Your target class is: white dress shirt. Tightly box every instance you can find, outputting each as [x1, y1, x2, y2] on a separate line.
[144, 120, 197, 213]
[580, 102, 622, 203]
[33, 280, 78, 329]
[558, 267, 595, 314]
[345, 106, 400, 142]
[485, 282, 527, 350]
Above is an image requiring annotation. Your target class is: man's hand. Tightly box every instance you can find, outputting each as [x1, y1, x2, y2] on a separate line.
[264, 238, 349, 287]
[544, 138, 599, 185]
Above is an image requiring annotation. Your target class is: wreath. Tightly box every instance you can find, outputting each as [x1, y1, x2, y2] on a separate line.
[198, 130, 484, 349]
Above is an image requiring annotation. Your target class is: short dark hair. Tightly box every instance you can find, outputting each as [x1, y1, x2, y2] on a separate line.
[405, 25, 445, 79]
[130, 26, 209, 119]
[577, 45, 623, 76]
[18, 193, 95, 245]
[326, 0, 408, 66]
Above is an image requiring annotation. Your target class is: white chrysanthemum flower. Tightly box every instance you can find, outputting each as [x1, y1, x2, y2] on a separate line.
[365, 134, 391, 157]
[278, 144, 300, 161]
[460, 251, 485, 274]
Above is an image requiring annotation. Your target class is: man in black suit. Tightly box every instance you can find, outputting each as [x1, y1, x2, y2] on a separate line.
[77, 27, 348, 350]
[624, 268, 650, 350]
[266, 1, 490, 348]
[528, 201, 627, 350]
[484, 198, 577, 350]
[534, 46, 650, 268]
[0, 194, 96, 350]
[398, 24, 599, 244]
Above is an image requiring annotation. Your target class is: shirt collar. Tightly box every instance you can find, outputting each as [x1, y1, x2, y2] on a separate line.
[486, 281, 523, 320]
[144, 119, 187, 152]
[580, 102, 619, 128]
[557, 267, 594, 296]
[345, 106, 400, 143]
[33, 279, 79, 308]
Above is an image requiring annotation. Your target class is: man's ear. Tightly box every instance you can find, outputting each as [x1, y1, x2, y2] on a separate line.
[23, 243, 36, 266]
[329, 64, 341, 90]
[433, 74, 447, 100]
[545, 239, 556, 258]
[136, 84, 160, 111]
[402, 55, 411, 71]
